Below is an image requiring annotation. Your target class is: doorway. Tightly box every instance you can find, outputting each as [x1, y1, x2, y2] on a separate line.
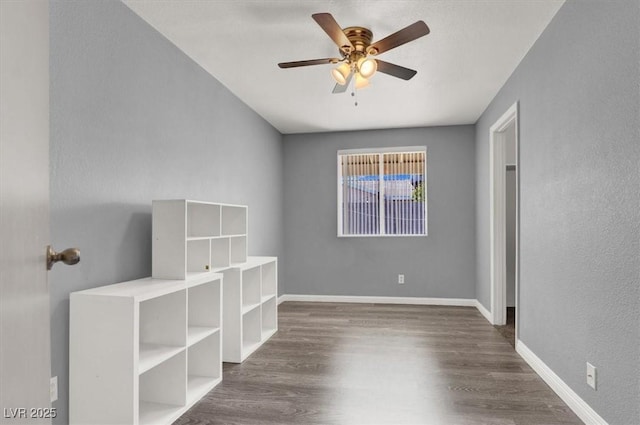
[489, 102, 519, 347]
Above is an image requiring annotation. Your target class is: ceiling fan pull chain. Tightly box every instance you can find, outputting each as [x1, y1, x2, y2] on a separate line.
[351, 86, 358, 107]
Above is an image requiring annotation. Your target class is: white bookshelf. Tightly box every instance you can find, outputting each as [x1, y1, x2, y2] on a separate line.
[69, 273, 223, 425]
[153, 200, 248, 279]
[222, 256, 278, 363]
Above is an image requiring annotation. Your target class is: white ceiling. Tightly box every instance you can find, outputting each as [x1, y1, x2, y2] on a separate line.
[123, 1, 564, 134]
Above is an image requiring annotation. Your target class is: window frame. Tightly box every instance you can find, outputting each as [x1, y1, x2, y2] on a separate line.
[337, 146, 428, 238]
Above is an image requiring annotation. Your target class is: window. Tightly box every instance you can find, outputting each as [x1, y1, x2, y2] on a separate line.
[338, 147, 427, 237]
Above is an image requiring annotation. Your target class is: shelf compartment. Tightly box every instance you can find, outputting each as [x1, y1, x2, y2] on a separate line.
[241, 266, 261, 311]
[188, 279, 221, 327]
[187, 376, 217, 405]
[261, 296, 277, 337]
[187, 334, 221, 402]
[211, 237, 230, 269]
[187, 327, 219, 347]
[139, 401, 183, 425]
[139, 351, 186, 422]
[242, 306, 261, 354]
[139, 290, 186, 349]
[187, 239, 211, 273]
[261, 261, 277, 297]
[241, 302, 261, 315]
[221, 205, 247, 236]
[187, 202, 220, 238]
[229, 236, 247, 264]
[139, 344, 185, 375]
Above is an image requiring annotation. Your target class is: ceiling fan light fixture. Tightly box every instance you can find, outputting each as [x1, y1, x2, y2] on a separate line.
[331, 63, 351, 85]
[357, 57, 377, 78]
[355, 73, 370, 89]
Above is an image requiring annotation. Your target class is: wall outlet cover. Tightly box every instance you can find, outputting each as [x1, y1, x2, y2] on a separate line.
[586, 362, 597, 390]
[50, 376, 58, 402]
[398, 274, 405, 284]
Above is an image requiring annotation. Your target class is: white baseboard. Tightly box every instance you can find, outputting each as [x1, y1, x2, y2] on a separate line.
[475, 300, 493, 324]
[516, 341, 608, 425]
[278, 294, 476, 307]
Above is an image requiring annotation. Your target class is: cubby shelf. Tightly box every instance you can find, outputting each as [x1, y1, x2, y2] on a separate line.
[69, 272, 223, 425]
[71, 199, 277, 425]
[222, 256, 278, 363]
[187, 327, 219, 347]
[153, 200, 248, 280]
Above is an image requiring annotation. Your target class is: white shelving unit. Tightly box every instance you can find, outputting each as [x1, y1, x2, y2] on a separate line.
[70, 199, 276, 424]
[153, 200, 277, 363]
[69, 273, 223, 425]
[222, 256, 278, 363]
[153, 200, 248, 280]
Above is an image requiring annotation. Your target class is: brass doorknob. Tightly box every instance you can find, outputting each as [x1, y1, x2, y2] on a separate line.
[47, 245, 80, 270]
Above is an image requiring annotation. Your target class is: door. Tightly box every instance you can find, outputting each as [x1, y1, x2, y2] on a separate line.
[1, 1, 52, 423]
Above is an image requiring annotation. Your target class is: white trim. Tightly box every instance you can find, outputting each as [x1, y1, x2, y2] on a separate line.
[277, 294, 476, 307]
[516, 341, 608, 425]
[337, 153, 343, 237]
[279, 296, 496, 322]
[338, 146, 426, 155]
[489, 101, 518, 326]
[337, 146, 428, 238]
[475, 300, 493, 323]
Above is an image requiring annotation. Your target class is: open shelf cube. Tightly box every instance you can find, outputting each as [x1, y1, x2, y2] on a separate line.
[187, 334, 221, 403]
[187, 239, 211, 274]
[139, 351, 186, 425]
[139, 291, 186, 373]
[221, 205, 247, 236]
[261, 296, 277, 338]
[187, 202, 220, 238]
[188, 278, 221, 346]
[242, 307, 262, 354]
[261, 261, 277, 298]
[188, 279, 221, 328]
[229, 236, 247, 264]
[242, 267, 261, 312]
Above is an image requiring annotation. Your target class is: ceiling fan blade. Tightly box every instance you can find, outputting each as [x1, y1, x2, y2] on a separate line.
[375, 60, 417, 80]
[369, 21, 430, 55]
[332, 72, 353, 94]
[278, 58, 340, 68]
[312, 13, 354, 52]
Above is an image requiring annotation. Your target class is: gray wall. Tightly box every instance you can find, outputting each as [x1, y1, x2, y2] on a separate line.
[475, 1, 639, 423]
[282, 126, 476, 299]
[50, 2, 283, 423]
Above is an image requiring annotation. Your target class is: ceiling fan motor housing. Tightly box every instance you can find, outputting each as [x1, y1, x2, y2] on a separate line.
[341, 27, 376, 58]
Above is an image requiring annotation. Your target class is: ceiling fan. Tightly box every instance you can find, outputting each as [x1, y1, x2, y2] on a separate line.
[278, 13, 430, 93]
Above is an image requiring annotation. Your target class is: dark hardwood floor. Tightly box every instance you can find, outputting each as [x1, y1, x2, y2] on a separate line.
[175, 302, 582, 425]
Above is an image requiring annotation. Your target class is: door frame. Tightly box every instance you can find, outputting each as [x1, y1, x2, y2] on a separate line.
[489, 101, 519, 328]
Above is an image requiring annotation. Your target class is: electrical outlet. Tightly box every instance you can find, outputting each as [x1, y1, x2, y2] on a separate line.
[50, 376, 58, 402]
[398, 274, 405, 284]
[586, 363, 597, 390]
